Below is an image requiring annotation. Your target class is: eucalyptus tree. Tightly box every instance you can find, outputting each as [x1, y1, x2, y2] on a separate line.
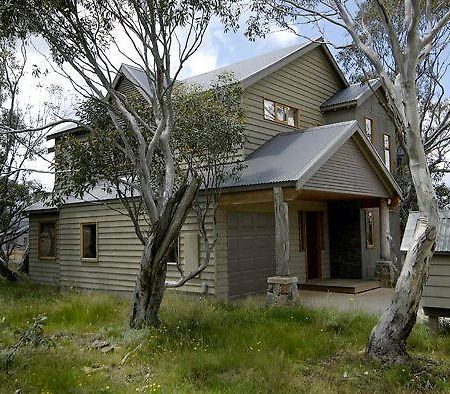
[247, 0, 450, 362]
[3, 0, 242, 327]
[336, 1, 450, 225]
[0, 39, 47, 280]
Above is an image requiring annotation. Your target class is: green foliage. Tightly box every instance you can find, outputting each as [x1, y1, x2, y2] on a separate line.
[1, 280, 450, 393]
[55, 74, 246, 199]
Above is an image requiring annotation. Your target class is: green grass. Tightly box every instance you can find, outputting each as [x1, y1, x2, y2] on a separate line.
[1, 280, 450, 393]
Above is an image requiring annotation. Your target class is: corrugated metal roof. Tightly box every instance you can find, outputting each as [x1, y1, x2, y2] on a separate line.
[182, 42, 310, 88]
[221, 121, 357, 188]
[321, 79, 381, 111]
[120, 39, 345, 91]
[26, 183, 140, 212]
[401, 211, 450, 253]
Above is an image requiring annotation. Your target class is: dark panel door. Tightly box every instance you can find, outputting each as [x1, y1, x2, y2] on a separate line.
[227, 212, 276, 297]
[306, 212, 322, 280]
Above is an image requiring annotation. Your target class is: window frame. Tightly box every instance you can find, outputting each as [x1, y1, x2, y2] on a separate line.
[38, 221, 57, 261]
[365, 209, 376, 249]
[80, 222, 99, 262]
[383, 133, 391, 171]
[263, 97, 300, 128]
[364, 117, 374, 143]
[167, 237, 180, 264]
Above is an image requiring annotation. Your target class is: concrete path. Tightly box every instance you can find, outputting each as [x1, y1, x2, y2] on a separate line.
[297, 288, 427, 320]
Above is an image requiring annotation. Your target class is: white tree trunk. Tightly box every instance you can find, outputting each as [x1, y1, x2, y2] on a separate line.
[367, 82, 438, 362]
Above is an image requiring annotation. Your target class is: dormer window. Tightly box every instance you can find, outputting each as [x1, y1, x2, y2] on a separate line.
[365, 117, 373, 141]
[264, 99, 298, 127]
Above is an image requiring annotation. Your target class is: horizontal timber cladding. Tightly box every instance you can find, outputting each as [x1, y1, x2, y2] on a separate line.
[58, 199, 217, 294]
[303, 137, 389, 197]
[242, 46, 345, 156]
[423, 255, 450, 309]
[29, 213, 60, 285]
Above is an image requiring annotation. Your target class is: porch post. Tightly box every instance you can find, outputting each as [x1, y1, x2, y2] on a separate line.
[376, 198, 394, 287]
[273, 186, 290, 276]
[266, 187, 298, 306]
[380, 198, 391, 261]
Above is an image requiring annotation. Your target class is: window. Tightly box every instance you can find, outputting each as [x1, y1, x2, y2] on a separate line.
[365, 118, 373, 141]
[38, 222, 56, 259]
[81, 223, 97, 260]
[167, 238, 179, 263]
[384, 134, 391, 171]
[365, 210, 375, 249]
[264, 99, 298, 127]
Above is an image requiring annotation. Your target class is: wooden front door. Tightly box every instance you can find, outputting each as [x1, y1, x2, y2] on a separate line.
[306, 212, 322, 280]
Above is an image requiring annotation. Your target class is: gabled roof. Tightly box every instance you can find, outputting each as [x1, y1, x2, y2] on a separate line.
[221, 120, 402, 197]
[47, 39, 349, 141]
[321, 79, 381, 112]
[401, 211, 450, 254]
[183, 39, 348, 89]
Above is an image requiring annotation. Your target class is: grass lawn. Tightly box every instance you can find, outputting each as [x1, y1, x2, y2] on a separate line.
[1, 280, 450, 393]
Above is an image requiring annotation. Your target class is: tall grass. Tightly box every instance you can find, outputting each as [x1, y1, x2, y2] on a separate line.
[1, 279, 449, 393]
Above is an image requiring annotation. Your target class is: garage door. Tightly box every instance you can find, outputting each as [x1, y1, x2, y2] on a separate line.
[227, 212, 276, 297]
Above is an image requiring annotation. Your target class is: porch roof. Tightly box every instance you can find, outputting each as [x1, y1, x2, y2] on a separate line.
[221, 120, 402, 197]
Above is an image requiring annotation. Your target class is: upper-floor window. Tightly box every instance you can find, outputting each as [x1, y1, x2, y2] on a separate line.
[39, 222, 56, 260]
[383, 134, 391, 172]
[365, 117, 373, 141]
[264, 99, 298, 127]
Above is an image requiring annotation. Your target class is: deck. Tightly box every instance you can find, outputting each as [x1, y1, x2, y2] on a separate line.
[299, 279, 381, 294]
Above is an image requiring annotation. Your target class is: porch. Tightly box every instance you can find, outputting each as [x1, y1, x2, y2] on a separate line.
[299, 278, 381, 294]
[219, 186, 396, 299]
[215, 122, 402, 300]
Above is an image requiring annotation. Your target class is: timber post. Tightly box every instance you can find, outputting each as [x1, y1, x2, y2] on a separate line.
[266, 187, 299, 306]
[376, 198, 395, 287]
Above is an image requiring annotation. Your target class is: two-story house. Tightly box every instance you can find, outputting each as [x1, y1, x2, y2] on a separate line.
[26, 40, 402, 298]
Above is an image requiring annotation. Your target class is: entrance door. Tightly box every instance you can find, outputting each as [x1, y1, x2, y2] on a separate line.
[306, 212, 323, 280]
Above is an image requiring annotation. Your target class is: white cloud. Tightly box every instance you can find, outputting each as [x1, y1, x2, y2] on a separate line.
[269, 26, 300, 47]
[182, 49, 219, 78]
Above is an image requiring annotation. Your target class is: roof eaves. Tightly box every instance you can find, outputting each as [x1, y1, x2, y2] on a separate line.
[295, 120, 358, 189]
[355, 79, 382, 107]
[320, 100, 358, 112]
[46, 124, 83, 141]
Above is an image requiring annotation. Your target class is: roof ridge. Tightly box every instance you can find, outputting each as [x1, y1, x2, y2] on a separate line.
[182, 41, 309, 82]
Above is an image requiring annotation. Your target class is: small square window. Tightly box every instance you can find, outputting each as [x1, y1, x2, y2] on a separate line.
[276, 104, 288, 122]
[264, 99, 275, 121]
[287, 107, 296, 126]
[264, 99, 298, 127]
[81, 223, 97, 260]
[39, 222, 56, 259]
[167, 238, 179, 263]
